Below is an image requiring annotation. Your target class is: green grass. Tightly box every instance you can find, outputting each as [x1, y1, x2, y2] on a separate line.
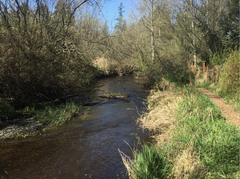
[173, 87, 239, 177]
[128, 86, 239, 178]
[197, 50, 239, 111]
[108, 92, 128, 97]
[196, 82, 212, 88]
[130, 145, 170, 179]
[96, 67, 106, 71]
[24, 103, 82, 126]
[197, 82, 239, 111]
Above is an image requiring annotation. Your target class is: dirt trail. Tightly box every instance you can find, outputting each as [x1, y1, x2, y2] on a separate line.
[197, 88, 239, 128]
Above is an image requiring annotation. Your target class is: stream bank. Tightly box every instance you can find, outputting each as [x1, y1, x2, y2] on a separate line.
[0, 76, 151, 179]
[121, 87, 239, 179]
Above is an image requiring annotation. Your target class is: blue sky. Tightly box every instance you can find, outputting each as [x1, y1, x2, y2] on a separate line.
[101, 0, 136, 31]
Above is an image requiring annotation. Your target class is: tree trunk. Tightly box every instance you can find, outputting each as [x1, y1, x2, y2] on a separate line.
[151, 0, 155, 63]
[191, 0, 196, 70]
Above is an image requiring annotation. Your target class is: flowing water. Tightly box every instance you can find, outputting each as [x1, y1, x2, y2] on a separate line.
[0, 76, 150, 179]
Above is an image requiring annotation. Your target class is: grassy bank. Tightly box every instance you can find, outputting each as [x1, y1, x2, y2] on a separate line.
[24, 103, 82, 126]
[121, 87, 239, 178]
[197, 82, 239, 111]
[196, 50, 239, 111]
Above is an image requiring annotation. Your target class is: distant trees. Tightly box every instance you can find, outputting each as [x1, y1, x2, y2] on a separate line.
[106, 0, 238, 82]
[0, 0, 237, 119]
[115, 3, 126, 32]
[218, 0, 239, 50]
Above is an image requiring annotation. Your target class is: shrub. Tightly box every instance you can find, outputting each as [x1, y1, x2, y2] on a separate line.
[33, 103, 81, 126]
[0, 98, 14, 120]
[130, 145, 170, 179]
[218, 50, 239, 95]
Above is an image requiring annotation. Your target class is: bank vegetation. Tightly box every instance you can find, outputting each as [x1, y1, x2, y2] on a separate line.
[0, 0, 238, 121]
[120, 86, 239, 178]
[0, 0, 239, 175]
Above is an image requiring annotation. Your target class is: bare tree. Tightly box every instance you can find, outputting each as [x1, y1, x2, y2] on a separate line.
[136, 0, 159, 63]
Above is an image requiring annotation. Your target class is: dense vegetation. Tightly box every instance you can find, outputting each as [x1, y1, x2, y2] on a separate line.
[0, 0, 103, 120]
[0, 0, 238, 121]
[122, 88, 239, 178]
[198, 49, 239, 110]
[0, 0, 239, 177]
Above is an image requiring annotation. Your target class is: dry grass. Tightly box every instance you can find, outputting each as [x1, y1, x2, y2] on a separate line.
[121, 87, 239, 178]
[138, 90, 203, 179]
[119, 90, 182, 179]
[138, 90, 182, 145]
[120, 90, 204, 179]
[119, 148, 138, 179]
[93, 57, 118, 70]
[172, 147, 202, 179]
[93, 57, 110, 69]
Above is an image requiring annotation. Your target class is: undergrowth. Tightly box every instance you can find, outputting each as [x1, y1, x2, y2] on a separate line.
[23, 103, 81, 126]
[197, 50, 239, 111]
[131, 145, 170, 179]
[121, 86, 239, 178]
[172, 87, 239, 178]
[197, 82, 239, 111]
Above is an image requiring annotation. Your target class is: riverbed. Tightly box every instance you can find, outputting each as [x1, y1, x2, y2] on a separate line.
[0, 76, 150, 179]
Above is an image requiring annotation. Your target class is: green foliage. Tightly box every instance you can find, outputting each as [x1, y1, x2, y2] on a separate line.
[218, 50, 239, 95]
[196, 82, 211, 88]
[115, 3, 127, 32]
[198, 50, 239, 110]
[174, 87, 239, 177]
[0, 98, 14, 120]
[129, 87, 239, 178]
[218, 0, 239, 50]
[32, 103, 81, 126]
[209, 50, 229, 65]
[131, 145, 170, 179]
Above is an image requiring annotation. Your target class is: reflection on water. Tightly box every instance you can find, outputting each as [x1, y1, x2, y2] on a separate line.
[0, 76, 150, 179]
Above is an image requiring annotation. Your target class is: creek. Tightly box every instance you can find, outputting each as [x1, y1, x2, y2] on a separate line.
[0, 76, 150, 179]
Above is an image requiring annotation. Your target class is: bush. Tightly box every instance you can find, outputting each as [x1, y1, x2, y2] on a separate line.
[25, 103, 82, 126]
[0, 98, 14, 120]
[218, 50, 239, 95]
[0, 1, 98, 116]
[130, 145, 170, 179]
[209, 51, 229, 65]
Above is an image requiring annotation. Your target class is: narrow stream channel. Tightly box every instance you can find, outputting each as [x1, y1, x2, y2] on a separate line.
[0, 76, 150, 179]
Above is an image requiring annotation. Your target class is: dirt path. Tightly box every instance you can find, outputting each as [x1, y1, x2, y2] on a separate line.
[197, 88, 239, 128]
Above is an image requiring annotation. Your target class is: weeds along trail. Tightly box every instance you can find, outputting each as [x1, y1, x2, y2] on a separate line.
[121, 87, 239, 179]
[197, 88, 239, 128]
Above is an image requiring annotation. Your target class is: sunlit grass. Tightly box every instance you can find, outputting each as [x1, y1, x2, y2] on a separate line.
[24, 103, 81, 126]
[197, 82, 239, 111]
[173, 87, 239, 177]
[121, 87, 239, 178]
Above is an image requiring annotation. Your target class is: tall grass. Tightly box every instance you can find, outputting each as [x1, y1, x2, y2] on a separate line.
[120, 145, 170, 179]
[132, 145, 170, 179]
[122, 87, 239, 178]
[197, 82, 239, 111]
[173, 88, 239, 177]
[24, 103, 81, 126]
